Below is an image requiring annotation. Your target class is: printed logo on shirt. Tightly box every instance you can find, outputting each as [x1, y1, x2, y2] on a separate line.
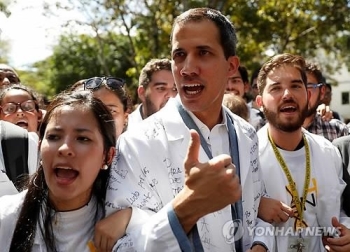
[286, 178, 317, 230]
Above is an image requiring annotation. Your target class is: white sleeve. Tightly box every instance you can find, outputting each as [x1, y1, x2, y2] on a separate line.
[106, 135, 181, 251]
[317, 146, 348, 227]
[252, 218, 275, 251]
[27, 132, 39, 174]
[252, 145, 275, 251]
[112, 203, 183, 252]
[0, 172, 18, 196]
[0, 138, 18, 197]
[332, 147, 350, 227]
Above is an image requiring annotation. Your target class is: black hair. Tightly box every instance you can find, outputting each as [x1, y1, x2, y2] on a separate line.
[170, 8, 237, 59]
[0, 84, 41, 111]
[325, 83, 332, 91]
[305, 62, 325, 84]
[69, 78, 133, 113]
[9, 90, 116, 251]
[250, 67, 261, 87]
[139, 58, 172, 89]
[238, 66, 249, 84]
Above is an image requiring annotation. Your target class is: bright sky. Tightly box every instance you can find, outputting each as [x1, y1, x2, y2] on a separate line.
[0, 0, 82, 69]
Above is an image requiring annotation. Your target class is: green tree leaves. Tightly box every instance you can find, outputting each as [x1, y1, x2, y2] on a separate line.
[21, 0, 350, 98]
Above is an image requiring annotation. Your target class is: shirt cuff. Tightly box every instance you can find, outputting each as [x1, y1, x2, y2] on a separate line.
[251, 241, 269, 251]
[167, 204, 193, 251]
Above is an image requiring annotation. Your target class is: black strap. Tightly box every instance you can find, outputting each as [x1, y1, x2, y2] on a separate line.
[1, 121, 29, 187]
[341, 165, 350, 216]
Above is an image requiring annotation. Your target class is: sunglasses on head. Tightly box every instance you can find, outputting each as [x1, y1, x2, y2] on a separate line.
[83, 77, 125, 90]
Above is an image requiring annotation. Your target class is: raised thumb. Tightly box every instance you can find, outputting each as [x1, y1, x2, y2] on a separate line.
[331, 216, 345, 237]
[184, 129, 201, 173]
[331, 216, 341, 228]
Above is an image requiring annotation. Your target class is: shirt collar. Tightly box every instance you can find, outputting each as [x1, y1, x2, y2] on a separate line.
[186, 107, 228, 132]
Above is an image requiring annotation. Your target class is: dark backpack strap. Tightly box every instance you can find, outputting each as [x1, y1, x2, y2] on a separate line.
[1, 121, 29, 185]
[342, 165, 350, 216]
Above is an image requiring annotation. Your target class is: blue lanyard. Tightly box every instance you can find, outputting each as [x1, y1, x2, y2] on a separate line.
[176, 101, 243, 252]
[176, 102, 213, 159]
[176, 101, 240, 168]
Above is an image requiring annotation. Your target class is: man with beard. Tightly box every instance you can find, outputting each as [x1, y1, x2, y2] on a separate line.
[255, 53, 350, 251]
[127, 58, 177, 128]
[302, 62, 348, 142]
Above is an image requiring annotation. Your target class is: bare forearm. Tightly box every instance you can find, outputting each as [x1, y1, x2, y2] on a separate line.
[172, 191, 202, 233]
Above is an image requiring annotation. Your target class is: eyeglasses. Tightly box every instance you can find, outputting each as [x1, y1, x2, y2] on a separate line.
[1, 100, 36, 115]
[307, 83, 324, 89]
[84, 77, 125, 90]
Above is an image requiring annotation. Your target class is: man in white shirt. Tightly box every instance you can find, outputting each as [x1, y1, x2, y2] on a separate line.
[99, 7, 273, 252]
[127, 58, 176, 128]
[255, 53, 350, 251]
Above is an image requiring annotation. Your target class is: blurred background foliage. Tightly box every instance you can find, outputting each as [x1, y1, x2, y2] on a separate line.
[1, 0, 350, 102]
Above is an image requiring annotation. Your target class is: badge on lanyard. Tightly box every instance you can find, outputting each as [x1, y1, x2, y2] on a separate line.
[288, 231, 310, 252]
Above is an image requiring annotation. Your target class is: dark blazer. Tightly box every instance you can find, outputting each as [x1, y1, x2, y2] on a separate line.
[333, 135, 350, 216]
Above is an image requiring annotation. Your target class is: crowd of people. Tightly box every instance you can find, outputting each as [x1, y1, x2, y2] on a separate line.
[0, 7, 350, 252]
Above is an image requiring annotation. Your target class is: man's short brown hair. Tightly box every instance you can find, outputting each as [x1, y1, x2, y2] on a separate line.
[257, 53, 307, 95]
[138, 58, 171, 88]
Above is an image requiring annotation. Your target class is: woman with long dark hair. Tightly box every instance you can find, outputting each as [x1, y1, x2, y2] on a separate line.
[0, 90, 116, 251]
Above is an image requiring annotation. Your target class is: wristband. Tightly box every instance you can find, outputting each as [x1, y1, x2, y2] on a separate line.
[250, 241, 268, 251]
